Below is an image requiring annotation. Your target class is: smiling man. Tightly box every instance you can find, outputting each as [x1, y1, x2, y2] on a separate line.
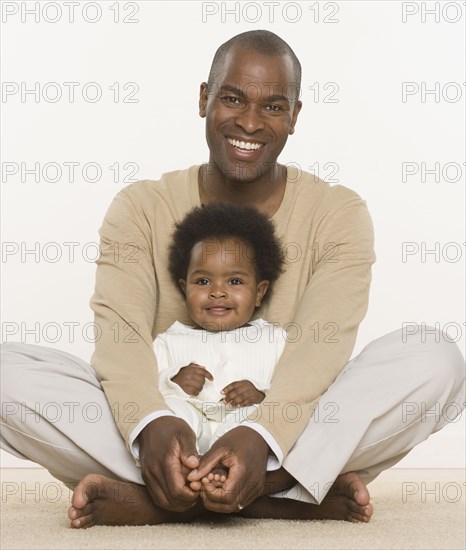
[1, 30, 464, 528]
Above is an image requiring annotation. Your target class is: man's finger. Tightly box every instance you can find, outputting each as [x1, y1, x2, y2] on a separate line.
[141, 464, 172, 510]
[180, 437, 200, 471]
[189, 480, 202, 491]
[201, 466, 261, 513]
[164, 451, 200, 507]
[201, 475, 246, 512]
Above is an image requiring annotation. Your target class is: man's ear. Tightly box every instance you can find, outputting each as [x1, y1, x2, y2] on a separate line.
[289, 100, 303, 135]
[179, 279, 187, 295]
[255, 280, 270, 307]
[199, 82, 208, 118]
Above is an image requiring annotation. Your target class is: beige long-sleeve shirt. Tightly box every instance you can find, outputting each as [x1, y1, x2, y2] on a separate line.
[90, 164, 376, 459]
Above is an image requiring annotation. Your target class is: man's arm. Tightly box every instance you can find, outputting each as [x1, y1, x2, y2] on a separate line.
[90, 186, 164, 436]
[90, 185, 199, 511]
[253, 192, 376, 458]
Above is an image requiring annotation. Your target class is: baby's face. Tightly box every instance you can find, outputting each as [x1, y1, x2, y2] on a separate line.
[179, 238, 269, 331]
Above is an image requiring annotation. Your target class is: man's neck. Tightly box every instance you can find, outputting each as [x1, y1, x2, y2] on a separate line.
[198, 162, 287, 218]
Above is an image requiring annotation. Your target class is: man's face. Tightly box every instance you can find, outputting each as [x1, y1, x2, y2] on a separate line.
[199, 46, 302, 183]
[179, 238, 269, 331]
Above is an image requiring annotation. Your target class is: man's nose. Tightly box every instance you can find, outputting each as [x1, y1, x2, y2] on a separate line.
[234, 103, 265, 134]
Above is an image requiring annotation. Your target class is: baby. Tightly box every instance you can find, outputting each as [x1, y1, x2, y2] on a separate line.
[154, 202, 286, 486]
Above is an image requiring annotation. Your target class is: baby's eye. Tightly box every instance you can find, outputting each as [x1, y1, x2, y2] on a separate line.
[196, 278, 210, 285]
[229, 278, 242, 285]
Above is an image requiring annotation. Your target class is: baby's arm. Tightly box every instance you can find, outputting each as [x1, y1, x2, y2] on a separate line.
[221, 380, 266, 407]
[170, 363, 213, 395]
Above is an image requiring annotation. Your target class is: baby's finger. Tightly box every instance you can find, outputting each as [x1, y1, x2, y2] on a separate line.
[223, 385, 247, 401]
[228, 390, 249, 405]
[187, 365, 214, 380]
[201, 368, 214, 381]
[221, 381, 241, 396]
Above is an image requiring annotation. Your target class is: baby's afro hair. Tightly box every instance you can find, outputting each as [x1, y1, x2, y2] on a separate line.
[168, 202, 286, 305]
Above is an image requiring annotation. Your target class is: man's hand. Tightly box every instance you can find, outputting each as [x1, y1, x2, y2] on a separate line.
[138, 416, 200, 512]
[222, 380, 265, 407]
[187, 426, 269, 513]
[170, 363, 213, 396]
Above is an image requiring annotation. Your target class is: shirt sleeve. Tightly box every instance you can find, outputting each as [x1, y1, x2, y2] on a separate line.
[128, 410, 175, 464]
[154, 334, 193, 399]
[249, 192, 376, 458]
[89, 186, 169, 448]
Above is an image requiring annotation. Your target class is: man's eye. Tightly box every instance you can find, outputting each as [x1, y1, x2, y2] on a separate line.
[196, 278, 210, 285]
[222, 95, 241, 105]
[265, 104, 282, 112]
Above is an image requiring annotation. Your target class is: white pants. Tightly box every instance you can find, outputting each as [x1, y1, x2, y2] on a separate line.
[1, 328, 464, 504]
[163, 397, 261, 456]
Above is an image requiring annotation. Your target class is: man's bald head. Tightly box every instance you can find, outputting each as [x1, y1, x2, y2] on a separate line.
[207, 30, 302, 102]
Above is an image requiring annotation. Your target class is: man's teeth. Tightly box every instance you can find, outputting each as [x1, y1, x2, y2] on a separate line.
[227, 138, 263, 151]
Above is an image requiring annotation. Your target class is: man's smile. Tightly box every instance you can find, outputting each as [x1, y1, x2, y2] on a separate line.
[225, 136, 265, 160]
[226, 136, 265, 151]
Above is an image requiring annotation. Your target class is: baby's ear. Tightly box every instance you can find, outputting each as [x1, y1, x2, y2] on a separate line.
[255, 280, 270, 307]
[179, 279, 187, 295]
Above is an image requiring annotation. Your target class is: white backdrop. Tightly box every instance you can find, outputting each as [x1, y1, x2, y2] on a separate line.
[1, 0, 465, 468]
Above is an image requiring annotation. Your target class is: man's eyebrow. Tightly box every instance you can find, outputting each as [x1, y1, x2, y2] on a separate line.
[219, 84, 290, 103]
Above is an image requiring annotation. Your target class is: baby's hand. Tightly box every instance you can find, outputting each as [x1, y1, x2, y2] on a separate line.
[221, 380, 266, 407]
[170, 363, 213, 396]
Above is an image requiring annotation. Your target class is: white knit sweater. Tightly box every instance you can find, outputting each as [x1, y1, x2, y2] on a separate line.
[154, 318, 287, 420]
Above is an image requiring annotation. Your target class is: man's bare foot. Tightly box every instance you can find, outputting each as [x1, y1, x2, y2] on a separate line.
[240, 471, 373, 523]
[68, 474, 203, 528]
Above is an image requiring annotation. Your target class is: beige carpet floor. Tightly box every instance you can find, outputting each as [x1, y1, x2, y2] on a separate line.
[1, 468, 464, 549]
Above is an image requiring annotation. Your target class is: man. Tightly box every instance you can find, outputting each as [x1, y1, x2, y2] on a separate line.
[1, 30, 464, 528]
